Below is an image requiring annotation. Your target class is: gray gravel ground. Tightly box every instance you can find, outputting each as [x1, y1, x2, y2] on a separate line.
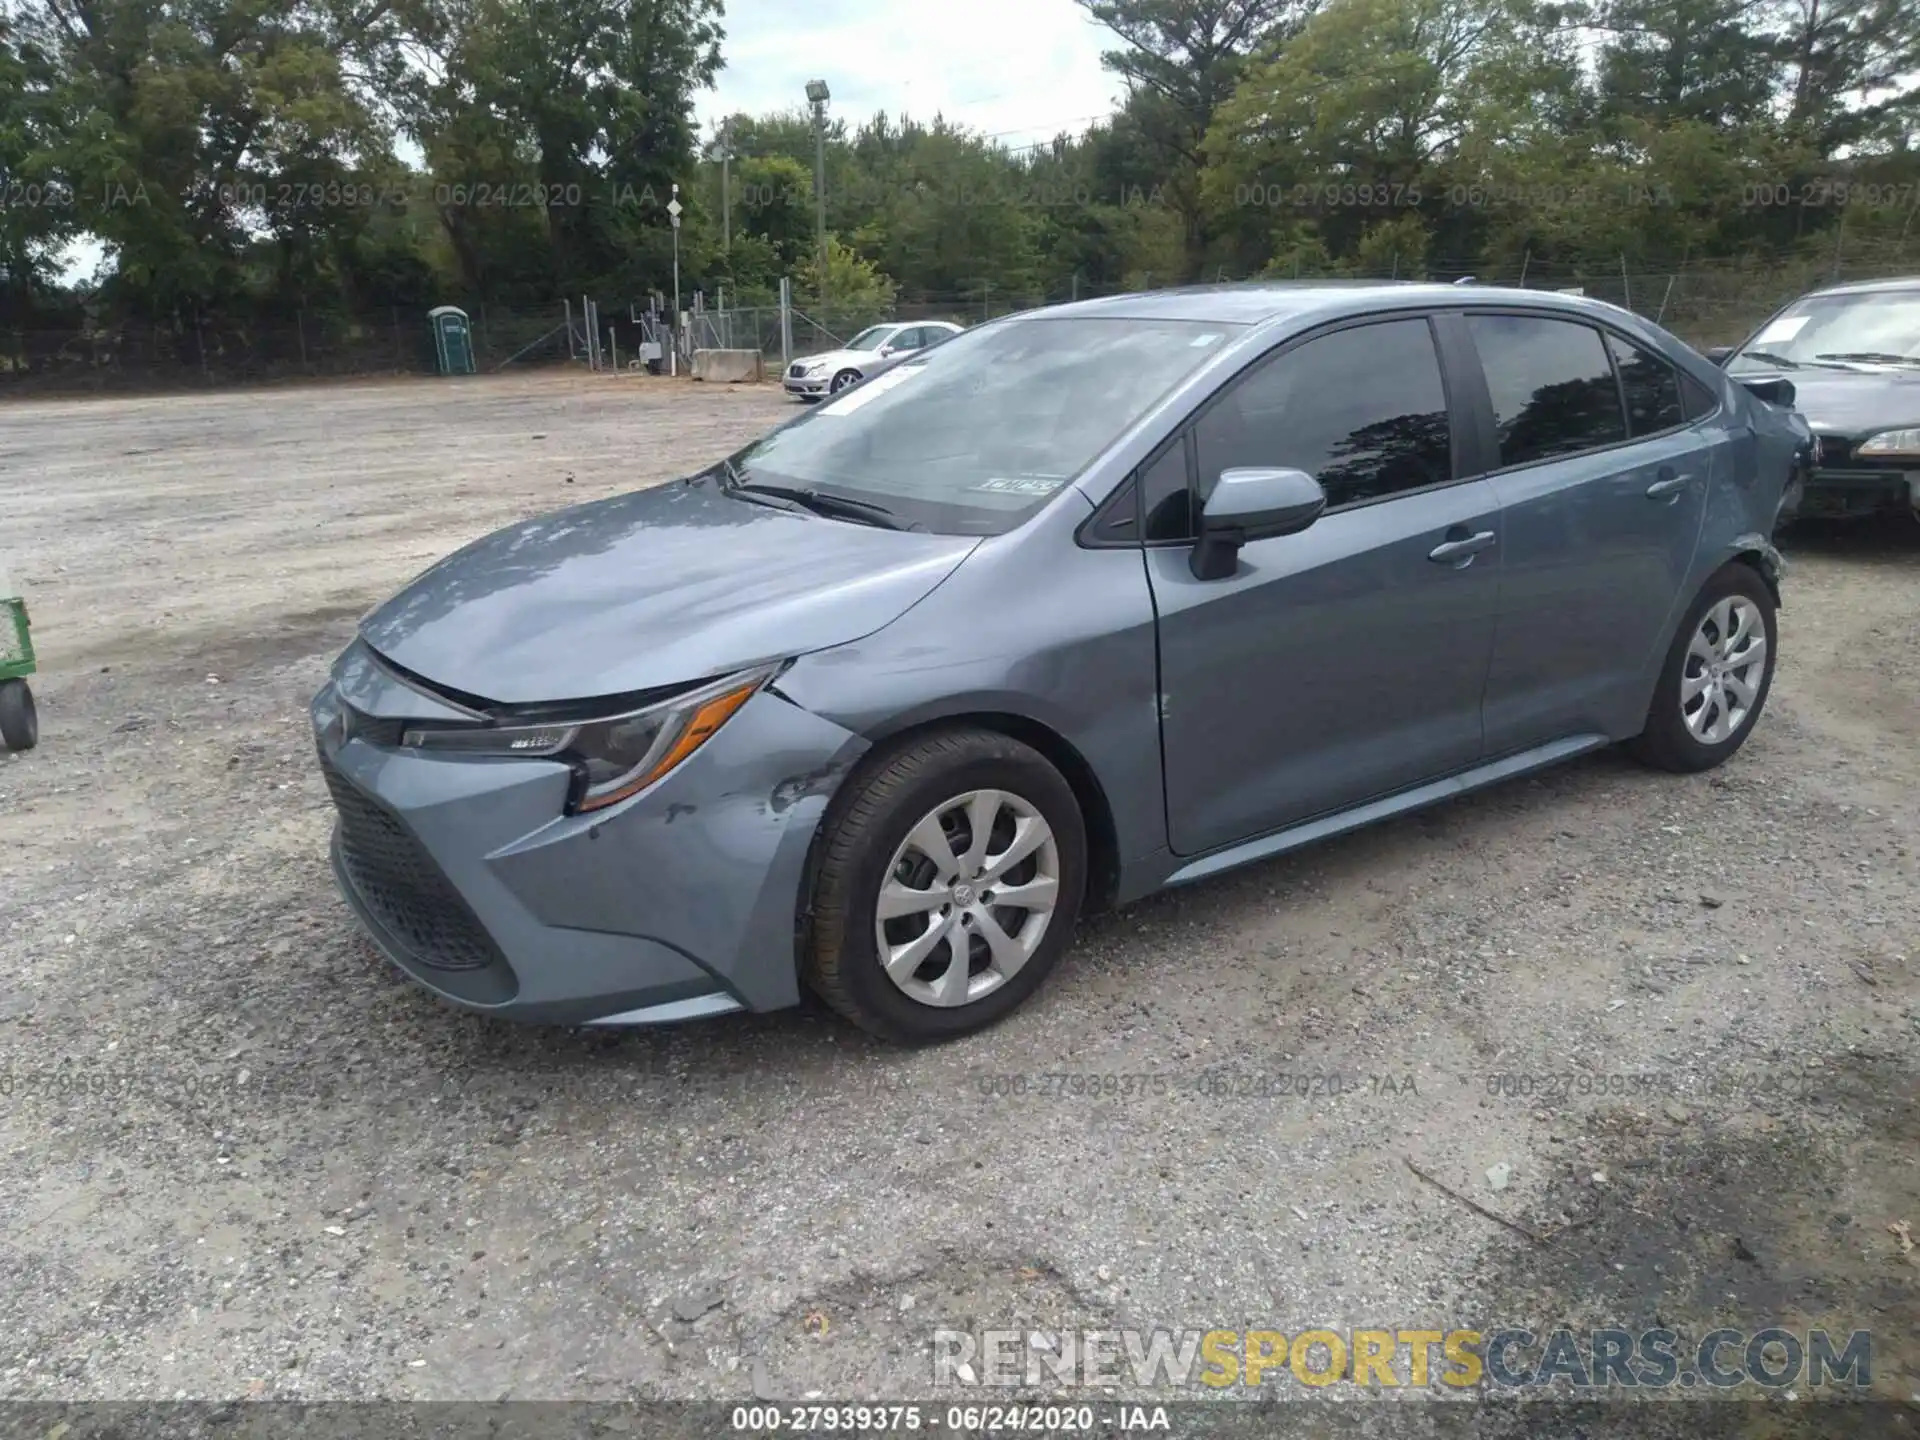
[0, 373, 1914, 1420]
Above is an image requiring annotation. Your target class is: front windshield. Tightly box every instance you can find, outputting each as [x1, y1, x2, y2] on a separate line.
[844, 326, 894, 352]
[1730, 289, 1920, 372]
[731, 316, 1242, 535]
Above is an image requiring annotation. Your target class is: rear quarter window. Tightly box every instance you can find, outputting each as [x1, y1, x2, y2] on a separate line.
[1679, 369, 1721, 420]
[1605, 333, 1685, 436]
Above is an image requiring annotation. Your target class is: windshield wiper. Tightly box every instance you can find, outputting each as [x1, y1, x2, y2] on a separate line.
[1812, 351, 1920, 368]
[712, 460, 804, 513]
[729, 478, 913, 530]
[1736, 349, 1801, 370]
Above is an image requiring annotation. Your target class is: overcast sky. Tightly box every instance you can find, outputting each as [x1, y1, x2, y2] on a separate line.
[698, 0, 1126, 150]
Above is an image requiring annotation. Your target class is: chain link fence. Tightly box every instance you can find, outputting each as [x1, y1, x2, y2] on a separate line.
[0, 302, 584, 393]
[7, 240, 1917, 393]
[670, 247, 1920, 375]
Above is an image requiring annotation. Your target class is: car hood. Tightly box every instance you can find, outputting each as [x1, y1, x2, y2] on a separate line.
[358, 479, 978, 705]
[1743, 366, 1920, 436]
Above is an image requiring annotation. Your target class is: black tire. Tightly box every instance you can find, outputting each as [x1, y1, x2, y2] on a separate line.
[829, 368, 860, 393]
[0, 678, 37, 751]
[1626, 564, 1776, 773]
[803, 728, 1086, 1043]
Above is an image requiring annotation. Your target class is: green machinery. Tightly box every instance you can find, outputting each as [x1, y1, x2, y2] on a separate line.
[0, 571, 36, 750]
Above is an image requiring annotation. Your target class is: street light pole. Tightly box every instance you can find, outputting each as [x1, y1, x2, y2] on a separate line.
[717, 119, 732, 253]
[805, 79, 831, 310]
[669, 181, 682, 377]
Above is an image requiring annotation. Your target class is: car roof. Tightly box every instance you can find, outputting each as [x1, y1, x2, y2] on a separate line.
[1804, 275, 1920, 298]
[1031, 280, 1636, 327]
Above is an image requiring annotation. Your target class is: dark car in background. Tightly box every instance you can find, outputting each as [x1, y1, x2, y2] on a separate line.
[1711, 277, 1920, 526]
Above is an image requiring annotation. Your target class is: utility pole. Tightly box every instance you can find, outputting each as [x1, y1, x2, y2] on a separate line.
[806, 79, 831, 310]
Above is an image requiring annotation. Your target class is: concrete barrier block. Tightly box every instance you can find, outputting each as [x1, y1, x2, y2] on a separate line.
[691, 349, 764, 383]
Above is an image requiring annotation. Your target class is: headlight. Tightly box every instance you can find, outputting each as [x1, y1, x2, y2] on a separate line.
[400, 665, 778, 813]
[802, 361, 828, 376]
[1857, 427, 1920, 458]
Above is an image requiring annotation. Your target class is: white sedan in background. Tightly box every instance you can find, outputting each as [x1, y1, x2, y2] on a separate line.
[783, 321, 964, 401]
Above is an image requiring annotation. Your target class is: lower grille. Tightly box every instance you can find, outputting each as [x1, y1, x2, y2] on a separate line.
[320, 754, 506, 972]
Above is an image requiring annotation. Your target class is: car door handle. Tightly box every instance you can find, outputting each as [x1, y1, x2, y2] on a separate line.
[1646, 468, 1691, 499]
[1428, 530, 1497, 566]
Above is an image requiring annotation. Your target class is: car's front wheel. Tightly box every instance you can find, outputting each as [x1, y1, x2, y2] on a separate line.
[829, 368, 860, 394]
[1626, 563, 1776, 773]
[803, 729, 1086, 1042]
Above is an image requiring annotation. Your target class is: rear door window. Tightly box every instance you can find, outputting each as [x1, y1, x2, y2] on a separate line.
[1467, 315, 1630, 467]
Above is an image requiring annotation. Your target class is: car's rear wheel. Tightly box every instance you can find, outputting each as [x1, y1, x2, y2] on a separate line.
[1626, 564, 1776, 773]
[830, 369, 860, 394]
[803, 728, 1086, 1042]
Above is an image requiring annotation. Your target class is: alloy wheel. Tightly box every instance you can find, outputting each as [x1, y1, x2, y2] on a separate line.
[1681, 595, 1767, 744]
[873, 789, 1060, 1008]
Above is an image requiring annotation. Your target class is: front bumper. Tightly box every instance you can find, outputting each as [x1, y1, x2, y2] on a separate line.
[1787, 470, 1914, 519]
[311, 650, 868, 1025]
[783, 373, 830, 398]
[1782, 437, 1920, 520]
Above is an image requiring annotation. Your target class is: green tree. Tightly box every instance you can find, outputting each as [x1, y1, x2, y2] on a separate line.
[1590, 0, 1779, 132]
[800, 235, 896, 313]
[0, 12, 72, 327]
[1077, 0, 1313, 278]
[1203, 0, 1524, 270]
[17, 0, 412, 321]
[409, 0, 721, 300]
[1771, 0, 1920, 153]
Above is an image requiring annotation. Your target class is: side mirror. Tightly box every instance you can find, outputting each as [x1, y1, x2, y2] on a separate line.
[1705, 345, 1734, 366]
[878, 345, 896, 358]
[1190, 467, 1326, 581]
[1737, 375, 1797, 408]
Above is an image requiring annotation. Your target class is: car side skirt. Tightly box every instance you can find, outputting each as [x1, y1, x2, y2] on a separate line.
[585, 993, 747, 1026]
[1153, 733, 1612, 891]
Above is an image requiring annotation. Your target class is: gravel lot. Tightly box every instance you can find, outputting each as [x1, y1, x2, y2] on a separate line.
[0, 373, 1914, 1417]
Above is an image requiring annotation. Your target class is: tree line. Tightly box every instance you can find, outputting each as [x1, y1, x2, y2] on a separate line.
[2, 0, 1918, 344]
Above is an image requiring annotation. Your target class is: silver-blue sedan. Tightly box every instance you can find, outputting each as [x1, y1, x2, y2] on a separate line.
[312, 282, 1806, 1041]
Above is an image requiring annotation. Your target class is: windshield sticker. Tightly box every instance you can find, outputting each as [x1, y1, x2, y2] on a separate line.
[1755, 315, 1810, 344]
[970, 476, 1067, 496]
[819, 366, 922, 416]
